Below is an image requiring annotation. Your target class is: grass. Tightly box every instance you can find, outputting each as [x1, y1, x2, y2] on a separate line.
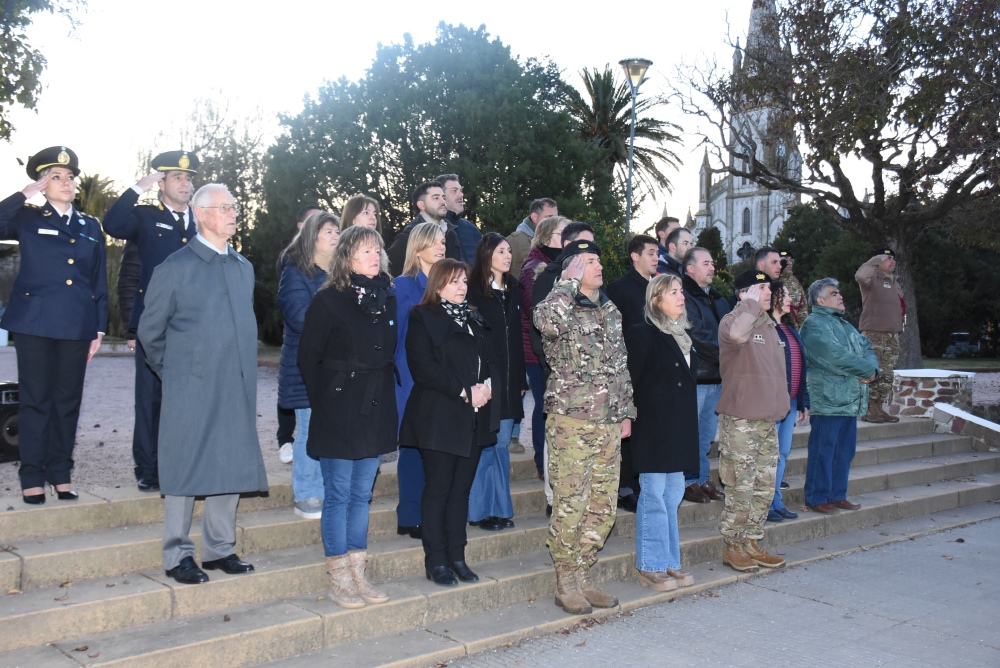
[923, 358, 1000, 372]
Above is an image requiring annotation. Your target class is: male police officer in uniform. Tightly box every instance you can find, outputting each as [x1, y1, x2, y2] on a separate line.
[103, 151, 199, 491]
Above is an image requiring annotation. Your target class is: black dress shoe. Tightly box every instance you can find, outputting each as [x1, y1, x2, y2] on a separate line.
[766, 509, 785, 523]
[473, 517, 503, 531]
[166, 556, 209, 584]
[202, 554, 254, 574]
[774, 507, 799, 519]
[22, 493, 45, 505]
[617, 493, 639, 513]
[55, 490, 78, 501]
[499, 517, 515, 529]
[397, 525, 422, 539]
[137, 476, 160, 492]
[780, 480, 790, 490]
[426, 565, 458, 586]
[449, 561, 479, 582]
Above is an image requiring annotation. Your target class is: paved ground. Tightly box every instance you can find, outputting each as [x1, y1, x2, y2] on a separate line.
[448, 517, 1000, 667]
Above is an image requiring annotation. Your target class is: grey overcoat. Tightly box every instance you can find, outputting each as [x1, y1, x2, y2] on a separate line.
[137, 239, 268, 496]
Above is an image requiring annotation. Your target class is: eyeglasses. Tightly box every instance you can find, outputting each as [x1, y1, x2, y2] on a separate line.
[201, 203, 239, 214]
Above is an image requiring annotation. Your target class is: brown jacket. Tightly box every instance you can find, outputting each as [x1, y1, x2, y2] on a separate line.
[856, 257, 904, 333]
[716, 297, 790, 422]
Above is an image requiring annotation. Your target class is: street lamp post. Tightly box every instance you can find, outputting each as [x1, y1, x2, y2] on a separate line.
[619, 57, 652, 232]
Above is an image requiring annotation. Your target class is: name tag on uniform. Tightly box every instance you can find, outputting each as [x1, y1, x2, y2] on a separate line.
[779, 340, 786, 347]
[37, 228, 59, 236]
[883, 281, 891, 289]
[156, 222, 174, 230]
[753, 334, 765, 344]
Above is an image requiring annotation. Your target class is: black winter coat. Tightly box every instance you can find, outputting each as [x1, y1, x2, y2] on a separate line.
[606, 267, 649, 335]
[624, 322, 700, 474]
[297, 285, 399, 460]
[400, 307, 499, 455]
[682, 273, 731, 384]
[468, 280, 527, 421]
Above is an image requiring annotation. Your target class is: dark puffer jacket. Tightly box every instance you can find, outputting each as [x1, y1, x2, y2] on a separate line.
[682, 273, 731, 384]
[277, 262, 327, 409]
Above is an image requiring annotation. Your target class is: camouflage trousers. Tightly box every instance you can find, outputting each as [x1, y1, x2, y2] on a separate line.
[546, 414, 621, 569]
[717, 414, 778, 545]
[863, 331, 899, 409]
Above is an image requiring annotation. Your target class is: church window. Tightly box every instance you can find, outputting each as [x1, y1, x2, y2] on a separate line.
[741, 208, 751, 235]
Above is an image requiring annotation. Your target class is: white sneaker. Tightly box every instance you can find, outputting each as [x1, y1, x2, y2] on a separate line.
[294, 498, 322, 519]
[278, 442, 294, 464]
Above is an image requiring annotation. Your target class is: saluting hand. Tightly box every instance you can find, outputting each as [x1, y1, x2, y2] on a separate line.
[561, 255, 586, 282]
[21, 175, 49, 199]
[135, 172, 165, 192]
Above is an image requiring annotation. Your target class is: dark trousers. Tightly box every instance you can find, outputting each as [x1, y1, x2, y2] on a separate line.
[276, 403, 295, 446]
[526, 363, 546, 473]
[15, 333, 90, 489]
[619, 437, 640, 495]
[420, 446, 482, 568]
[396, 446, 425, 526]
[804, 415, 858, 507]
[133, 343, 161, 480]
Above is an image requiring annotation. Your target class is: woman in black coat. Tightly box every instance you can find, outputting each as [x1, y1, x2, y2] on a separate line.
[400, 259, 499, 586]
[466, 233, 526, 531]
[624, 274, 699, 592]
[298, 225, 397, 610]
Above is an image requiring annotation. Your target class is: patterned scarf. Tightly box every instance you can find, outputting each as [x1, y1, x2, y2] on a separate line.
[350, 272, 391, 316]
[441, 298, 487, 328]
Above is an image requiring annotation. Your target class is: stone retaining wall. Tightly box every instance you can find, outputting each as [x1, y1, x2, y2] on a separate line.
[889, 369, 974, 418]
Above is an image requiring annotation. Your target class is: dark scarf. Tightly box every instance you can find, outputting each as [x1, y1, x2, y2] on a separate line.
[441, 298, 487, 329]
[350, 272, 392, 316]
[540, 245, 561, 262]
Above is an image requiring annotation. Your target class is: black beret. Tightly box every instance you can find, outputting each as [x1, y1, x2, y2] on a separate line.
[734, 269, 771, 290]
[151, 150, 200, 173]
[560, 239, 602, 261]
[25, 146, 80, 179]
[874, 247, 895, 258]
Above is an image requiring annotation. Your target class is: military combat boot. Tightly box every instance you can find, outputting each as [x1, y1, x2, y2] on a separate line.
[576, 567, 619, 608]
[863, 403, 889, 423]
[554, 566, 592, 615]
[744, 539, 786, 569]
[722, 543, 759, 572]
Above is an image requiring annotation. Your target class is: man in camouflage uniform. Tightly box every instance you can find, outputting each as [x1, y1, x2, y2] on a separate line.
[779, 250, 809, 328]
[716, 270, 790, 572]
[534, 239, 634, 615]
[856, 248, 904, 423]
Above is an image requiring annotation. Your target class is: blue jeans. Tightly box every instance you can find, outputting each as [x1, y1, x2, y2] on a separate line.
[526, 363, 546, 473]
[319, 456, 381, 557]
[292, 409, 324, 502]
[686, 384, 722, 485]
[396, 446, 424, 526]
[468, 419, 515, 521]
[635, 472, 685, 572]
[772, 398, 797, 510]
[804, 415, 857, 507]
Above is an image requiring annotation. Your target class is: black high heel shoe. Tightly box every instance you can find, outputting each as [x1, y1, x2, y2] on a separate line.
[22, 492, 45, 505]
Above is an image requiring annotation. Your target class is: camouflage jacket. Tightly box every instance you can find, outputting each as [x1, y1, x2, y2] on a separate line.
[533, 278, 635, 423]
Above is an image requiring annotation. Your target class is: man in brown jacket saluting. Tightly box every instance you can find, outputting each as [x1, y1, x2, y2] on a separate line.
[716, 270, 789, 572]
[856, 248, 904, 423]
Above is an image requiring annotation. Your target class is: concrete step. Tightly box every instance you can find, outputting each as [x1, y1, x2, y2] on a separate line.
[2, 465, 998, 659]
[27, 476, 1000, 668]
[3, 439, 989, 594]
[0, 457, 541, 544]
[260, 501, 1000, 668]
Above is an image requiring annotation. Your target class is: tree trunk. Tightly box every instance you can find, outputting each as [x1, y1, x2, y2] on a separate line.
[891, 237, 923, 370]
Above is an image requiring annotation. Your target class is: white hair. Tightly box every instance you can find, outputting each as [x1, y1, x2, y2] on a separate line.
[191, 183, 230, 210]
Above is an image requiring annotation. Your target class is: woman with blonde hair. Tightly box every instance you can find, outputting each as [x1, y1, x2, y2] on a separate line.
[340, 195, 382, 235]
[298, 225, 397, 608]
[623, 273, 699, 591]
[393, 222, 447, 539]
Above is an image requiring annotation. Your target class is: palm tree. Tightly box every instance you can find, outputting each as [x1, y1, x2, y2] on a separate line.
[75, 173, 119, 219]
[562, 65, 683, 201]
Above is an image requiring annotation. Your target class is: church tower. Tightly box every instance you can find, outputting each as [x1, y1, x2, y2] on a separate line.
[693, 0, 801, 262]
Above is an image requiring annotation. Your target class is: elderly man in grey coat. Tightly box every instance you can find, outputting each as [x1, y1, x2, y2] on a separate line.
[138, 183, 268, 585]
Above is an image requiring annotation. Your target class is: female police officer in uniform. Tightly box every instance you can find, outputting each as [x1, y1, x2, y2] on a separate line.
[0, 146, 108, 504]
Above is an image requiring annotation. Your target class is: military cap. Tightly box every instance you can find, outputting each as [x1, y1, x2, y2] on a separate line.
[559, 238, 602, 261]
[25, 146, 80, 179]
[873, 247, 895, 258]
[734, 269, 771, 290]
[151, 150, 200, 173]
[778, 250, 793, 259]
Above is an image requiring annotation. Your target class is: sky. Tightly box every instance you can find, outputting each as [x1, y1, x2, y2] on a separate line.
[1, 0, 755, 231]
